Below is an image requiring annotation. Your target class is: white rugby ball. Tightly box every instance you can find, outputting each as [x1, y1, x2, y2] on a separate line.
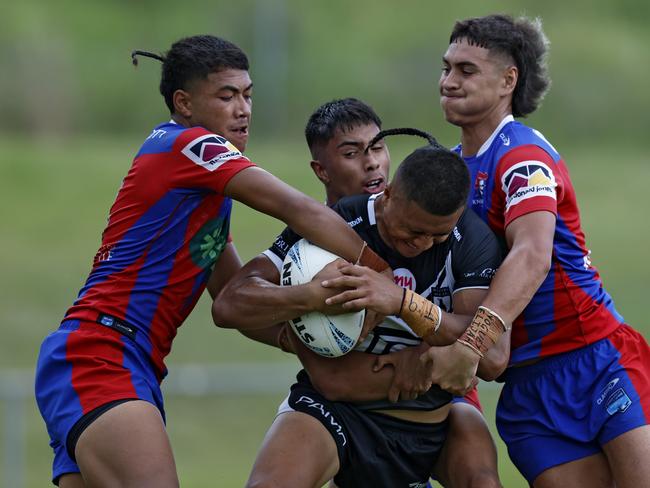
[281, 239, 365, 357]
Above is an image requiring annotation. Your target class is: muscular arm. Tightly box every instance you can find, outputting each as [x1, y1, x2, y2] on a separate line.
[481, 211, 555, 323]
[422, 211, 555, 394]
[205, 242, 242, 300]
[223, 167, 386, 271]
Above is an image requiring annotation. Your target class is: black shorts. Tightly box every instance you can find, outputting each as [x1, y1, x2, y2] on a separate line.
[280, 373, 448, 488]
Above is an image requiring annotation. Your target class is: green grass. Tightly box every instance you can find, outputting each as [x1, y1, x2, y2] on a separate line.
[1, 135, 647, 487]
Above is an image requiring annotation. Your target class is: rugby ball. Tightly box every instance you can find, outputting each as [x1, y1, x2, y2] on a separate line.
[281, 239, 365, 357]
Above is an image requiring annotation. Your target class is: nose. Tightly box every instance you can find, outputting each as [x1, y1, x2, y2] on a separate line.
[363, 149, 381, 172]
[440, 68, 459, 92]
[236, 95, 251, 118]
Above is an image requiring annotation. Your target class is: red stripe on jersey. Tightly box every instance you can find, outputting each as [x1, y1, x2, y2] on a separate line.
[538, 264, 621, 357]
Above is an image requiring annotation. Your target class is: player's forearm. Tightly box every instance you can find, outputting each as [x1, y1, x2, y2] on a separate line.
[213, 277, 320, 330]
[476, 330, 510, 380]
[239, 324, 285, 349]
[283, 197, 388, 273]
[480, 243, 550, 325]
[422, 312, 473, 346]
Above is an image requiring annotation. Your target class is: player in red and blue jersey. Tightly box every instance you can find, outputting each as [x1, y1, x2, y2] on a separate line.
[34, 36, 388, 488]
[429, 14, 650, 487]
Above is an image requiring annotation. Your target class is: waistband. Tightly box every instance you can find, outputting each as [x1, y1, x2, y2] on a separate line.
[60, 313, 137, 341]
[503, 335, 610, 383]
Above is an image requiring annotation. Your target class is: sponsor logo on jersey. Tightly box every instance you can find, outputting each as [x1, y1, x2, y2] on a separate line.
[501, 160, 557, 210]
[347, 216, 363, 227]
[147, 128, 167, 139]
[181, 134, 244, 171]
[394, 268, 416, 290]
[189, 217, 228, 269]
[499, 133, 511, 146]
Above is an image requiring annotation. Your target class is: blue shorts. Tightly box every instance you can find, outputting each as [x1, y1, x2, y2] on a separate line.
[497, 325, 650, 484]
[35, 319, 164, 484]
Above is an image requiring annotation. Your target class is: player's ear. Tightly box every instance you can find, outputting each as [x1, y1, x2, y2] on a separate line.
[173, 89, 193, 118]
[310, 160, 330, 184]
[502, 65, 518, 96]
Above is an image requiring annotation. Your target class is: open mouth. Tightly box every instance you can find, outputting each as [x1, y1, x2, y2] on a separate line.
[364, 177, 385, 193]
[231, 126, 249, 137]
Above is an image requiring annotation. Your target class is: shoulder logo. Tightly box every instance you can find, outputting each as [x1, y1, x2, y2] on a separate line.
[499, 133, 510, 146]
[181, 134, 244, 171]
[501, 160, 557, 210]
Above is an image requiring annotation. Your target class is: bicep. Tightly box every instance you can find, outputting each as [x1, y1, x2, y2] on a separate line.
[222, 166, 309, 222]
[206, 242, 243, 299]
[504, 210, 556, 254]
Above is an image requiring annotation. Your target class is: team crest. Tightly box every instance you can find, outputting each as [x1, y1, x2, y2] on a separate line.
[181, 134, 245, 171]
[474, 171, 489, 197]
[501, 161, 557, 210]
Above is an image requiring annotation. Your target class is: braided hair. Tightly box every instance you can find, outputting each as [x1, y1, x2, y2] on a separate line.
[450, 14, 551, 117]
[131, 35, 249, 113]
[370, 127, 469, 216]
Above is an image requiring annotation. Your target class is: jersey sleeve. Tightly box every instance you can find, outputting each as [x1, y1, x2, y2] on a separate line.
[496, 144, 563, 228]
[172, 127, 256, 193]
[452, 210, 503, 291]
[262, 226, 303, 273]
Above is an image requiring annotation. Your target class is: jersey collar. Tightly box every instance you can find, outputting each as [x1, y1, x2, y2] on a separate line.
[474, 115, 514, 157]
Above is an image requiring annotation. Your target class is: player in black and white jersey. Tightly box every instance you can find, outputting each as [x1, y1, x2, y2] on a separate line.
[214, 102, 506, 487]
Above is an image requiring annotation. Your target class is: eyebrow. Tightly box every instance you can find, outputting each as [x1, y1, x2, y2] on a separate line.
[442, 57, 478, 70]
[218, 83, 254, 93]
[336, 140, 364, 149]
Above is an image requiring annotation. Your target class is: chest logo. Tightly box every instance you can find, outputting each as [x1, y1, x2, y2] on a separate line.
[189, 217, 229, 269]
[474, 171, 489, 198]
[393, 268, 416, 291]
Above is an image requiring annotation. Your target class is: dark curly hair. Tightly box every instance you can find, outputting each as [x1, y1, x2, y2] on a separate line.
[450, 14, 551, 117]
[305, 98, 382, 157]
[393, 145, 470, 216]
[132, 35, 249, 113]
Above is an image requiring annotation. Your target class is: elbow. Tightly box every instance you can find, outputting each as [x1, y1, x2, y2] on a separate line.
[211, 300, 234, 329]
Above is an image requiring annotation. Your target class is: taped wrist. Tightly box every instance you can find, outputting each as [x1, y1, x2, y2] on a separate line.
[457, 306, 507, 358]
[277, 324, 295, 354]
[399, 289, 441, 338]
[356, 241, 390, 274]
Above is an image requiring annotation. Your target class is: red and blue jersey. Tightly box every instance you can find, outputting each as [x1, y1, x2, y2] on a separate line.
[456, 116, 625, 365]
[64, 121, 255, 377]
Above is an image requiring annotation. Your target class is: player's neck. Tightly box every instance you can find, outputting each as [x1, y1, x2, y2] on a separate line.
[460, 107, 512, 157]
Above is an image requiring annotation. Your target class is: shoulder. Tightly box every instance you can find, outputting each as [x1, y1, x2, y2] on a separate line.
[456, 208, 494, 238]
[332, 194, 374, 226]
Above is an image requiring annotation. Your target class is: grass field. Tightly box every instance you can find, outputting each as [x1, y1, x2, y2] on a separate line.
[1, 134, 648, 487]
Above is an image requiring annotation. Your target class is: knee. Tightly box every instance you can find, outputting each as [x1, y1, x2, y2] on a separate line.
[464, 470, 502, 488]
[246, 473, 288, 488]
